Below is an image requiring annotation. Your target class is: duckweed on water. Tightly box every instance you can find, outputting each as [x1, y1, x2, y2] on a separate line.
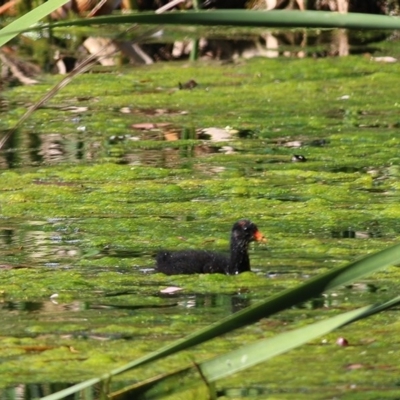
[1, 54, 400, 396]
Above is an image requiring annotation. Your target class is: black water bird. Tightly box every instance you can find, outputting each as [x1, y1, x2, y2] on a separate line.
[156, 219, 266, 275]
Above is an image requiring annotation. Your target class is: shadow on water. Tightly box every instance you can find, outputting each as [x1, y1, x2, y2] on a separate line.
[0, 127, 248, 169]
[0, 292, 252, 318]
[1, 383, 78, 400]
[0, 125, 335, 170]
[166, 292, 251, 313]
[47, 26, 388, 73]
[0, 276, 380, 400]
[0, 131, 88, 169]
[0, 381, 339, 400]
[0, 221, 81, 268]
[2, 382, 273, 400]
[0, 291, 255, 400]
[331, 220, 383, 239]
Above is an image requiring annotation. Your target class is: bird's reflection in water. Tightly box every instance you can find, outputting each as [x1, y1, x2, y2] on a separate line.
[175, 292, 251, 314]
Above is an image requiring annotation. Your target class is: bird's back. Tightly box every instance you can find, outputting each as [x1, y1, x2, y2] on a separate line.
[156, 250, 229, 275]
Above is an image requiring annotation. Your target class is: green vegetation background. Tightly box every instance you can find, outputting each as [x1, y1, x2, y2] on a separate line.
[1, 54, 400, 397]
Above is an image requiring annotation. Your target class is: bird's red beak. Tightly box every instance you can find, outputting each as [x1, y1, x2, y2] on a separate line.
[253, 230, 267, 243]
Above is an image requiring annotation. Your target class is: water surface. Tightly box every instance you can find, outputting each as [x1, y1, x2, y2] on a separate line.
[1, 51, 400, 398]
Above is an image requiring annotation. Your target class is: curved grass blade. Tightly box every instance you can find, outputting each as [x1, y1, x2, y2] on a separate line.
[46, 10, 400, 31]
[112, 296, 400, 399]
[41, 242, 400, 400]
[0, 25, 162, 150]
[0, 0, 70, 47]
[0, 0, 174, 148]
[200, 297, 400, 383]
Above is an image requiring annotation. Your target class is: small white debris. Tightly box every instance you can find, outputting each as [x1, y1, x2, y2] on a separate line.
[61, 106, 88, 113]
[50, 293, 59, 304]
[284, 141, 303, 148]
[219, 146, 236, 154]
[224, 126, 239, 134]
[338, 95, 350, 100]
[160, 286, 183, 294]
[201, 127, 231, 141]
[371, 56, 397, 63]
[139, 268, 155, 273]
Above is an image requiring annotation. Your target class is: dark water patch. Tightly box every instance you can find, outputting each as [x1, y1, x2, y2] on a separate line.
[100, 291, 254, 316]
[331, 229, 380, 239]
[121, 106, 189, 117]
[329, 166, 365, 173]
[264, 269, 304, 278]
[164, 292, 252, 313]
[263, 195, 310, 202]
[97, 247, 147, 259]
[357, 187, 388, 193]
[1, 384, 77, 400]
[0, 124, 263, 169]
[308, 138, 330, 147]
[0, 123, 384, 173]
[332, 221, 383, 239]
[0, 295, 189, 331]
[345, 283, 378, 293]
[0, 219, 82, 267]
[266, 137, 330, 149]
[218, 386, 285, 398]
[32, 179, 83, 187]
[87, 301, 178, 312]
[0, 131, 88, 168]
[0, 301, 44, 312]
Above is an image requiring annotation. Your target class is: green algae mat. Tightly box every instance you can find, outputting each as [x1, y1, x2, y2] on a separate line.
[1, 54, 400, 398]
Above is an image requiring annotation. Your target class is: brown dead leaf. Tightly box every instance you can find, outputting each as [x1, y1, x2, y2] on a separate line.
[346, 364, 364, 370]
[164, 131, 179, 141]
[20, 345, 55, 353]
[0, 263, 30, 270]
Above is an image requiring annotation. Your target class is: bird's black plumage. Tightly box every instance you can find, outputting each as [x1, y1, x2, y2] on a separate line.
[156, 219, 265, 275]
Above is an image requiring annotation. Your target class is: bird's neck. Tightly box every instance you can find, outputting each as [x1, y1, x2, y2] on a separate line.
[228, 240, 250, 274]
